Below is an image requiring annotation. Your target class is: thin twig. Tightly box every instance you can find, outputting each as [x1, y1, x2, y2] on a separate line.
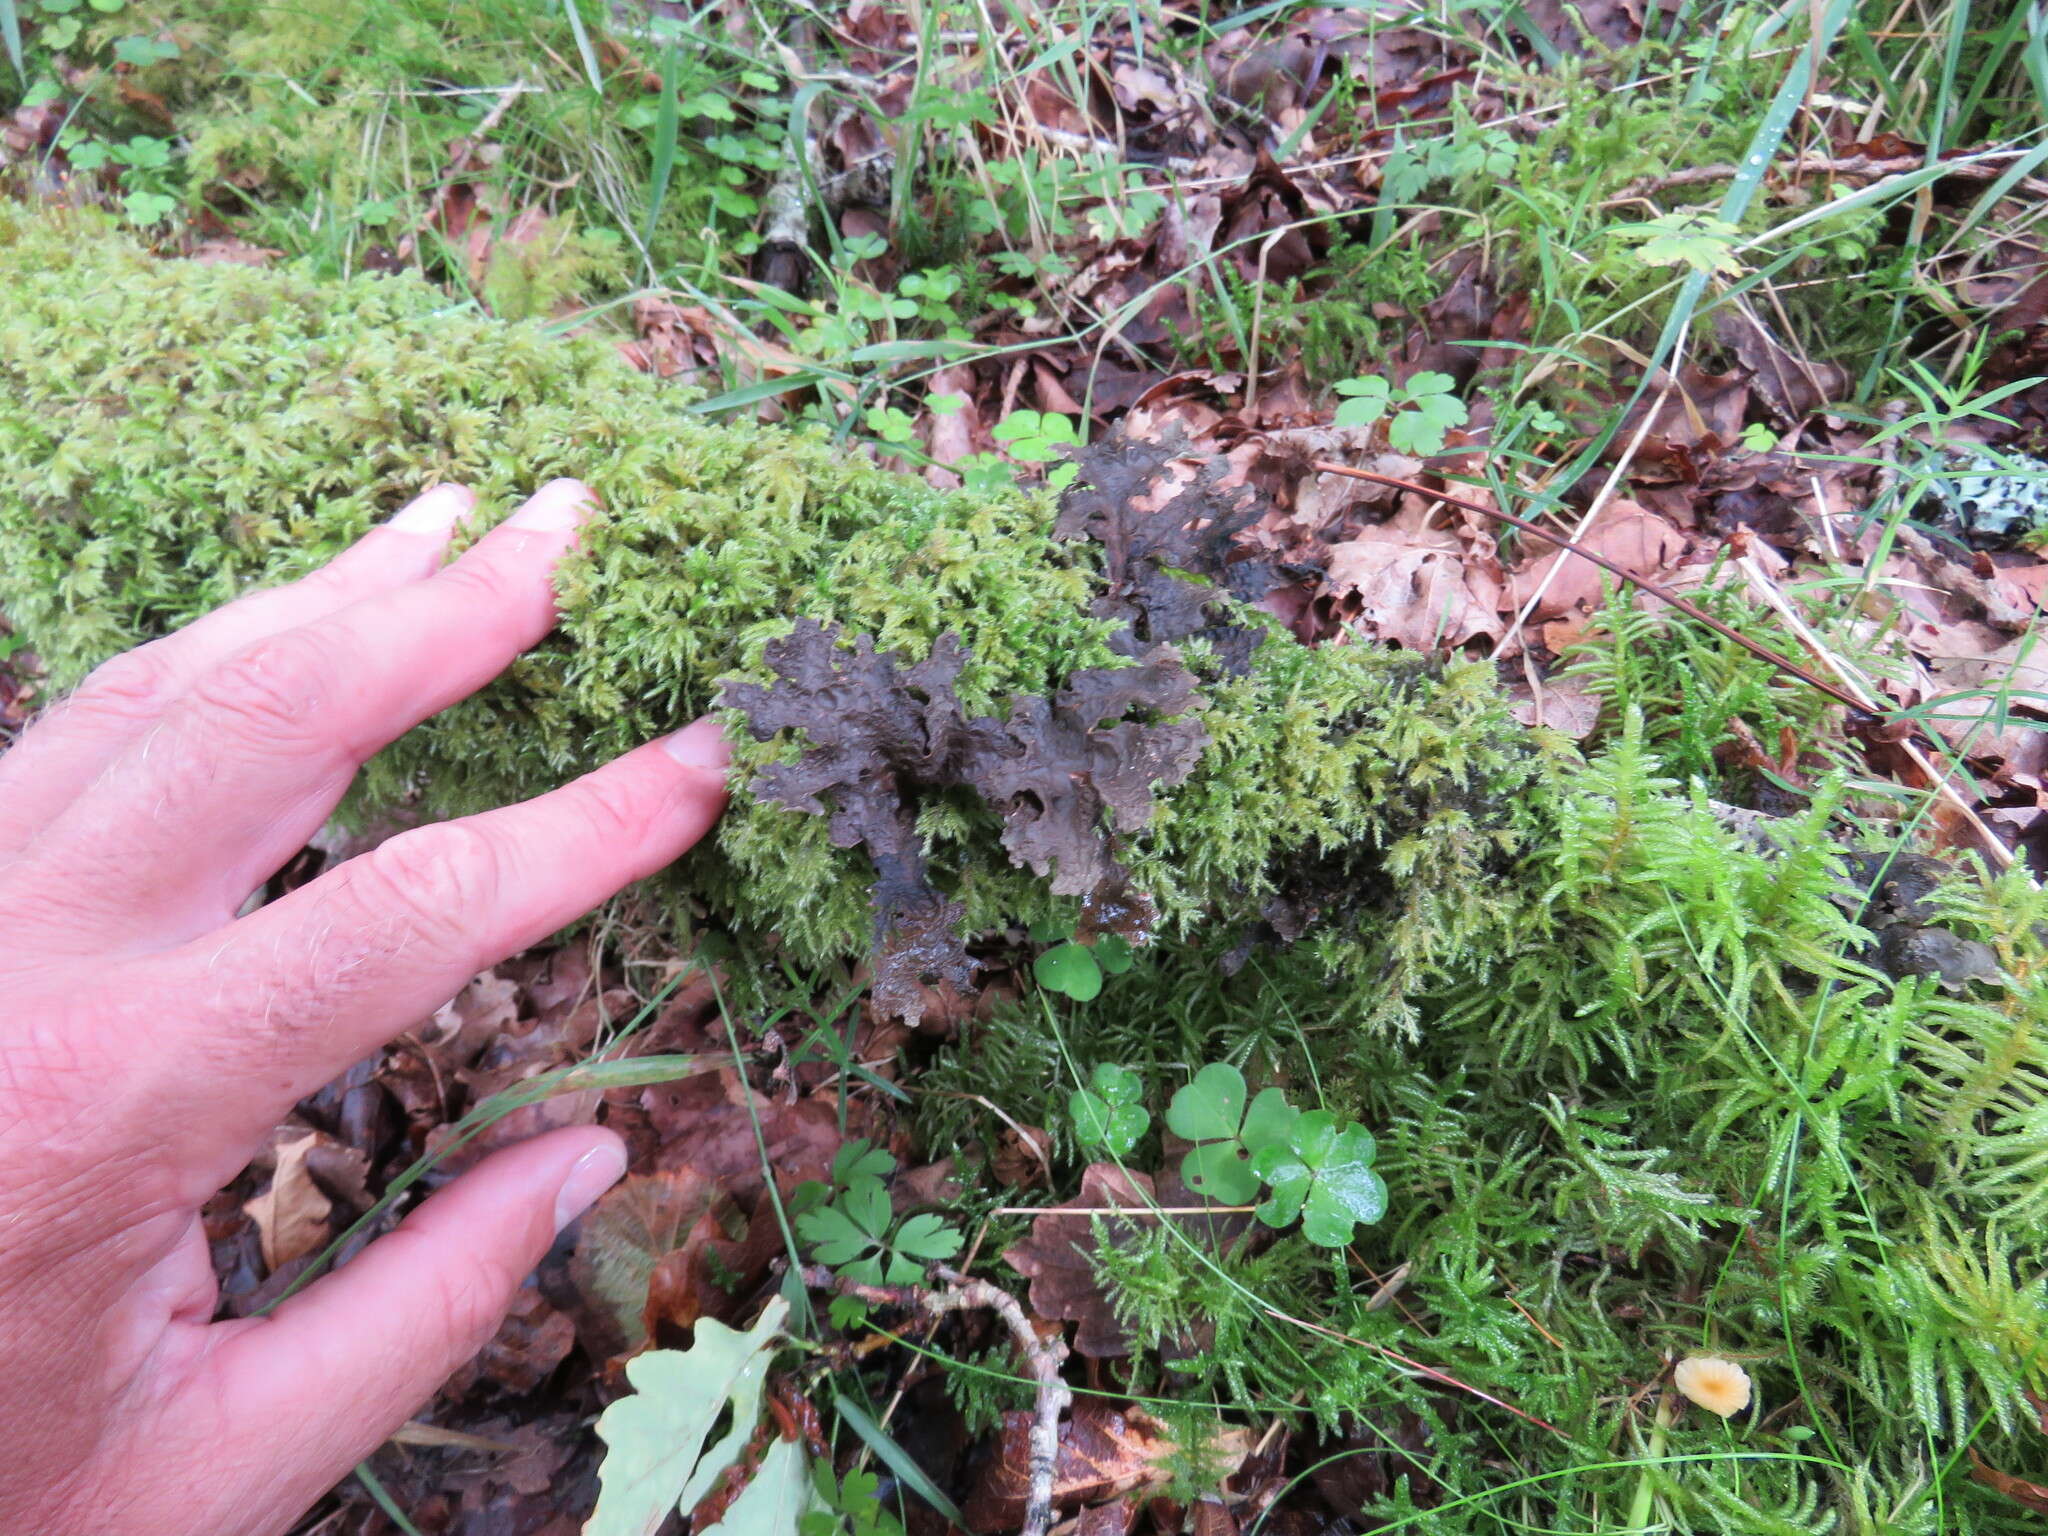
[802, 1265, 1070, 1536]
[1733, 556, 2017, 872]
[1490, 376, 1674, 658]
[1310, 462, 1874, 714]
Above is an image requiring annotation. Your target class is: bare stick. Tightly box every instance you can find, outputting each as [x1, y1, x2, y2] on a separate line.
[1310, 461, 1873, 714]
[802, 1265, 1070, 1536]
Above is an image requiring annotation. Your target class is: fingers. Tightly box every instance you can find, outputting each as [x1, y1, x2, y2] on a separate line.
[0, 484, 475, 865]
[0, 479, 596, 954]
[171, 1128, 627, 1536]
[138, 722, 729, 1167]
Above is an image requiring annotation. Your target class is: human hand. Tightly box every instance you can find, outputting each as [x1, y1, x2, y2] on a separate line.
[0, 479, 731, 1535]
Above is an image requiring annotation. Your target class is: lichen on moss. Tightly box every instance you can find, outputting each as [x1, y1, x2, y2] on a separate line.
[0, 204, 1550, 1012]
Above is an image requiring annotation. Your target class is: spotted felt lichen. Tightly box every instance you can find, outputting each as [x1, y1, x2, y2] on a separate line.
[0, 204, 1551, 1022]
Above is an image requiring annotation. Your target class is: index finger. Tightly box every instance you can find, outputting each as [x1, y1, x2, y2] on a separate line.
[130, 719, 731, 1177]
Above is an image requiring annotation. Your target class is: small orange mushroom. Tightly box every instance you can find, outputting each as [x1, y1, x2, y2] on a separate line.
[1674, 1355, 1753, 1418]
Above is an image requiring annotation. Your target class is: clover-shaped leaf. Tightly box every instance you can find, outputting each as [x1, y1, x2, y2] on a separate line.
[890, 1212, 964, 1281]
[1168, 1066, 1298, 1204]
[832, 1138, 894, 1194]
[1093, 933, 1135, 974]
[1250, 1111, 1388, 1246]
[1035, 941, 1102, 1000]
[1333, 374, 1392, 429]
[1387, 377, 1468, 455]
[797, 1179, 893, 1283]
[1070, 1062, 1149, 1156]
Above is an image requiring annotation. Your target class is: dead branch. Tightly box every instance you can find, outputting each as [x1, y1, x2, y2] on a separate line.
[801, 1264, 1071, 1536]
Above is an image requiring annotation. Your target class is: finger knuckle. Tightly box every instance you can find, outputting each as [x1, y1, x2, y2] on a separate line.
[71, 644, 183, 728]
[433, 552, 524, 610]
[437, 1259, 523, 1350]
[572, 771, 659, 850]
[186, 630, 337, 747]
[351, 824, 501, 942]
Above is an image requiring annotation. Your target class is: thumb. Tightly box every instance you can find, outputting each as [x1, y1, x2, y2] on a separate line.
[195, 1126, 626, 1527]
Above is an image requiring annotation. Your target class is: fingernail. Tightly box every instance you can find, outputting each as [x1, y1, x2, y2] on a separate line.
[507, 477, 599, 533]
[386, 483, 475, 537]
[553, 1141, 628, 1234]
[659, 716, 733, 770]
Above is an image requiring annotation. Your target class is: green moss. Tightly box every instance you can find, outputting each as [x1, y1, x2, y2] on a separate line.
[0, 205, 1548, 1002]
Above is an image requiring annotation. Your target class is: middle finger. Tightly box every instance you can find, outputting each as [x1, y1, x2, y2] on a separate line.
[0, 479, 597, 955]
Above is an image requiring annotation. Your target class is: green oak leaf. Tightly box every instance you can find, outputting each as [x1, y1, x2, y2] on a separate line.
[587, 1298, 786, 1536]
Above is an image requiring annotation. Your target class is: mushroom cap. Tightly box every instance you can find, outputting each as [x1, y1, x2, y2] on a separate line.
[1674, 1355, 1753, 1418]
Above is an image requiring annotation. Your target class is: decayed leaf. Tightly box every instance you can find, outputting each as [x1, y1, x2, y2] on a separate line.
[1508, 500, 1687, 622]
[584, 1297, 787, 1536]
[243, 1130, 334, 1271]
[1323, 520, 1504, 652]
[1005, 1163, 1255, 1357]
[572, 1167, 730, 1353]
[1969, 1451, 2048, 1516]
[446, 1283, 576, 1397]
[963, 1401, 1248, 1532]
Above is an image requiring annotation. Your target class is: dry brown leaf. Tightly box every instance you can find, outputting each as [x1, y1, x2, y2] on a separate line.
[447, 1283, 576, 1397]
[1919, 626, 2048, 775]
[1322, 501, 1505, 652]
[1970, 1449, 2048, 1515]
[188, 239, 282, 267]
[964, 1401, 1237, 1531]
[616, 296, 719, 380]
[1509, 500, 1687, 622]
[243, 1131, 333, 1271]
[1509, 672, 1601, 738]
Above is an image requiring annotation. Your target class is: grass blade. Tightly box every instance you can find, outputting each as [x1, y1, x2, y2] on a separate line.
[560, 0, 603, 93]
[641, 34, 682, 255]
[352, 1463, 426, 1536]
[2, 0, 24, 82]
[833, 1394, 968, 1526]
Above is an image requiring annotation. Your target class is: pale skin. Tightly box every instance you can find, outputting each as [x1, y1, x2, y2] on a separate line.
[0, 478, 733, 1535]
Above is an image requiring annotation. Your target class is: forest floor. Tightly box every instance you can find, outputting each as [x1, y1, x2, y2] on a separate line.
[6, 0, 2048, 1532]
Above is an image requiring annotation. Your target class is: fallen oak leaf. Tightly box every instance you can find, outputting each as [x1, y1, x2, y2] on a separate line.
[243, 1130, 333, 1271]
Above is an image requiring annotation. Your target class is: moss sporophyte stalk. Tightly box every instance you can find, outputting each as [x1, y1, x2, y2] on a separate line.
[11, 207, 2048, 1531]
